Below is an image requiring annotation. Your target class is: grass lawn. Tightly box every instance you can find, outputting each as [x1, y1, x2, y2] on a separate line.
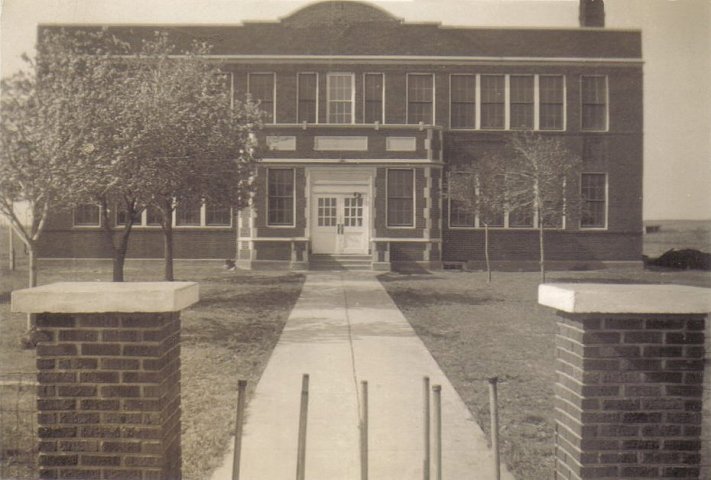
[379, 267, 711, 480]
[0, 249, 304, 479]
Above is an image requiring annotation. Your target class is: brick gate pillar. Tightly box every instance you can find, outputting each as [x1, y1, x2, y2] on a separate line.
[11, 282, 199, 480]
[538, 283, 710, 480]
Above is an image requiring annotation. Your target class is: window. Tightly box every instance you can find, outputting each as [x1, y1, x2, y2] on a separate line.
[206, 204, 232, 226]
[539, 75, 564, 130]
[407, 74, 434, 125]
[480, 75, 505, 129]
[268, 168, 295, 226]
[248, 73, 275, 123]
[115, 206, 141, 226]
[510, 75, 534, 130]
[327, 73, 354, 124]
[581, 173, 607, 228]
[450, 75, 476, 129]
[146, 207, 162, 226]
[176, 200, 201, 226]
[364, 73, 384, 124]
[73, 204, 100, 226]
[449, 199, 475, 227]
[297, 73, 317, 123]
[508, 206, 535, 228]
[387, 169, 414, 227]
[581, 76, 608, 131]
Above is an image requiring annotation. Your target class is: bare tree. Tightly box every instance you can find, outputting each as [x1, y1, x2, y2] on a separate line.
[502, 132, 582, 282]
[448, 154, 505, 282]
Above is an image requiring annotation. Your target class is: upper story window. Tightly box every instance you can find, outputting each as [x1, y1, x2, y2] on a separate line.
[327, 73, 355, 124]
[297, 73, 318, 123]
[248, 73, 275, 123]
[580, 173, 607, 228]
[267, 168, 295, 226]
[364, 73, 384, 124]
[539, 75, 565, 130]
[581, 75, 608, 131]
[407, 74, 434, 125]
[480, 75, 505, 129]
[450, 74, 476, 129]
[73, 204, 100, 227]
[509, 75, 534, 130]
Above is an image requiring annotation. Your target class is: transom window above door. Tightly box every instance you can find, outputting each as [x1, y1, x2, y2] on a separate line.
[327, 73, 355, 124]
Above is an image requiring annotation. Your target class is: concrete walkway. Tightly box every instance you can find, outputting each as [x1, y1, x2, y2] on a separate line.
[211, 272, 513, 480]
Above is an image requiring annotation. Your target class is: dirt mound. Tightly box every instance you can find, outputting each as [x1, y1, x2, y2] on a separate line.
[646, 248, 711, 271]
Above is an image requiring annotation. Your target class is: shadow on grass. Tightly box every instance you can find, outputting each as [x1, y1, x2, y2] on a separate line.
[0, 292, 10, 304]
[548, 277, 658, 285]
[377, 272, 444, 283]
[387, 289, 502, 308]
[199, 272, 305, 286]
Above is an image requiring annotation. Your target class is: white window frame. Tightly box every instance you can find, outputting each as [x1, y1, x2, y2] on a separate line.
[247, 72, 277, 124]
[72, 204, 102, 228]
[386, 168, 416, 229]
[363, 72, 385, 124]
[449, 74, 476, 130]
[580, 75, 609, 132]
[116, 204, 232, 229]
[326, 72, 356, 124]
[266, 167, 297, 228]
[579, 172, 608, 230]
[406, 73, 435, 125]
[447, 74, 566, 132]
[297, 72, 319, 124]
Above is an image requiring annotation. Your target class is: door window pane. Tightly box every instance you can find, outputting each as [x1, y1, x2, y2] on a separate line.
[364, 73, 384, 124]
[387, 169, 414, 227]
[317, 197, 337, 227]
[297, 73, 317, 123]
[344, 197, 364, 227]
[450, 75, 475, 129]
[480, 75, 505, 129]
[407, 74, 434, 125]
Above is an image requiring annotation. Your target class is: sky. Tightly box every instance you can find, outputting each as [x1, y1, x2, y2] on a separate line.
[1, 0, 710, 221]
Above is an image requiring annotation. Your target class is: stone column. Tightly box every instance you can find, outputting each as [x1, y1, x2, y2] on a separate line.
[11, 282, 198, 480]
[539, 283, 710, 480]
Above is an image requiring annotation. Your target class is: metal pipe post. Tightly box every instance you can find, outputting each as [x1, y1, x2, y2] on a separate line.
[432, 385, 442, 480]
[423, 376, 430, 480]
[488, 377, 500, 480]
[232, 380, 247, 480]
[296, 374, 309, 480]
[360, 380, 369, 480]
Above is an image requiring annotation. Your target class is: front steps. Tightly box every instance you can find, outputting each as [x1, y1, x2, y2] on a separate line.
[309, 254, 373, 271]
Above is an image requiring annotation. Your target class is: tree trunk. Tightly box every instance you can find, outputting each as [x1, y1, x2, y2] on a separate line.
[484, 223, 491, 283]
[28, 244, 37, 288]
[163, 221, 174, 281]
[113, 250, 127, 282]
[539, 217, 546, 283]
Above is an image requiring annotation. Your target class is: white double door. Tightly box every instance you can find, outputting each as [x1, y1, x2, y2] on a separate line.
[311, 193, 369, 255]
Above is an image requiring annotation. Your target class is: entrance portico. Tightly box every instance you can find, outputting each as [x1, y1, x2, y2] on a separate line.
[308, 168, 373, 256]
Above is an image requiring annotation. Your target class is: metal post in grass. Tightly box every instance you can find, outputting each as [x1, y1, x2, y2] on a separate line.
[423, 376, 430, 480]
[432, 384, 442, 480]
[296, 374, 309, 480]
[232, 379, 248, 480]
[360, 380, 369, 480]
[488, 377, 500, 480]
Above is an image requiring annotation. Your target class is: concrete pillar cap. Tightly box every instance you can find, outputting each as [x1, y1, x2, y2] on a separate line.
[538, 283, 711, 314]
[11, 282, 199, 313]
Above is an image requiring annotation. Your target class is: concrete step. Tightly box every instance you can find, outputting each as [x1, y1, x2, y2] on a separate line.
[309, 254, 373, 271]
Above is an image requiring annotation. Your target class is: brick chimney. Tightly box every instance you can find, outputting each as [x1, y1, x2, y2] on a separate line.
[580, 0, 605, 27]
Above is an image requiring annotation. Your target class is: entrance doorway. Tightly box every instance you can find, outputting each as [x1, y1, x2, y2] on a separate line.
[311, 193, 369, 254]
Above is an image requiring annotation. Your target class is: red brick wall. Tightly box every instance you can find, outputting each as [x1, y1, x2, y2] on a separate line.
[554, 313, 706, 479]
[35, 312, 181, 480]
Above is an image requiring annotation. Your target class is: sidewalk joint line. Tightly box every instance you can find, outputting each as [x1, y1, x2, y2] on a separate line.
[340, 272, 363, 423]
